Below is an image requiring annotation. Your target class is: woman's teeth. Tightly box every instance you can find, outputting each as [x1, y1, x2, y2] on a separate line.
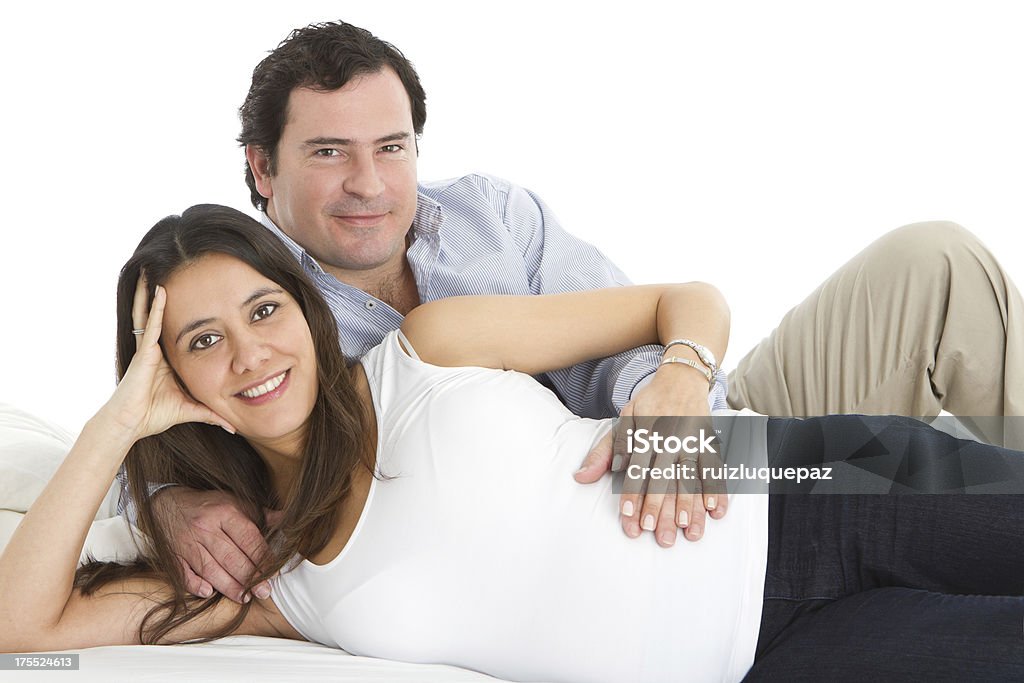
[239, 371, 287, 398]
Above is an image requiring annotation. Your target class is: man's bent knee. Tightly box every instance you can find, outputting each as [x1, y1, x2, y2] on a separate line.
[875, 220, 981, 261]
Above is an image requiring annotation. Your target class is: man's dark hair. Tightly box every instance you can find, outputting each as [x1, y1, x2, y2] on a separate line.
[238, 21, 427, 211]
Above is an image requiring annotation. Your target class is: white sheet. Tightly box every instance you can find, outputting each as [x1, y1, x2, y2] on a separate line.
[3, 636, 502, 682]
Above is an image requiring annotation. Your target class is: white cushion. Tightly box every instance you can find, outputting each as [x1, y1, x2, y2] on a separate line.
[0, 403, 139, 563]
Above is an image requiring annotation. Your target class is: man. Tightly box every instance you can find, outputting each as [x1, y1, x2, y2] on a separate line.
[146, 20, 1024, 603]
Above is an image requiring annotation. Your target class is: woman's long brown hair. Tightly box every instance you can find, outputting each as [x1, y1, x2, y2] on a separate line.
[74, 204, 374, 643]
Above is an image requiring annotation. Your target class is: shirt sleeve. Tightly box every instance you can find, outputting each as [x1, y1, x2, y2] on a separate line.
[500, 181, 664, 418]
[116, 465, 175, 524]
[115, 465, 135, 520]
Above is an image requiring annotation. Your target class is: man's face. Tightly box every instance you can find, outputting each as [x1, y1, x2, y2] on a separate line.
[249, 68, 419, 281]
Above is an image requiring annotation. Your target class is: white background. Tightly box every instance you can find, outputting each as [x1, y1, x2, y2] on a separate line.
[1, 1, 1022, 432]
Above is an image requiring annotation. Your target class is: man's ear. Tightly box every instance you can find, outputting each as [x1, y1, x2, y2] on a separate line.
[246, 144, 274, 202]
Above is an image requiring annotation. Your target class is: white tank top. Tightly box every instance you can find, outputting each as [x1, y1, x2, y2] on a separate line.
[272, 330, 769, 683]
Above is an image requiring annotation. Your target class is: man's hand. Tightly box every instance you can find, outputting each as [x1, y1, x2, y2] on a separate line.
[151, 487, 271, 603]
[574, 367, 727, 546]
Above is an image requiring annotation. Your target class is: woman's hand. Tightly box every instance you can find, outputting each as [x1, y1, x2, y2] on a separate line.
[618, 369, 725, 545]
[576, 365, 727, 547]
[96, 276, 236, 443]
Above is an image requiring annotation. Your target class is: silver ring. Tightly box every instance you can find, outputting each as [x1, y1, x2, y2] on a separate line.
[131, 328, 146, 335]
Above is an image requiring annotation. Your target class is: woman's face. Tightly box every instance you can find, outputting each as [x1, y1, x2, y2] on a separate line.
[159, 252, 319, 454]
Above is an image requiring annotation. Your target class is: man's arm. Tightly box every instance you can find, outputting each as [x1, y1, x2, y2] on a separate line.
[500, 180, 654, 417]
[115, 456, 271, 603]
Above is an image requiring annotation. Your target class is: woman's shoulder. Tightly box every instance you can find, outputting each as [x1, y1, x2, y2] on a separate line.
[360, 329, 488, 395]
[357, 330, 445, 425]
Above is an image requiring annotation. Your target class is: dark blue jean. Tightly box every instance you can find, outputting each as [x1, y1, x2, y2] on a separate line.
[745, 416, 1024, 681]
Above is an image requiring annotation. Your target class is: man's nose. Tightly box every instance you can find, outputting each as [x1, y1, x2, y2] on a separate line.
[342, 154, 386, 199]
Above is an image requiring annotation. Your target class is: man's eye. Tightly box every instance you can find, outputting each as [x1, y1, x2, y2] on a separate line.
[252, 303, 278, 321]
[380, 144, 402, 153]
[190, 334, 222, 351]
[315, 149, 339, 157]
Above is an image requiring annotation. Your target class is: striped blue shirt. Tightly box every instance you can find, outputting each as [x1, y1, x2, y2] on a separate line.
[261, 173, 728, 416]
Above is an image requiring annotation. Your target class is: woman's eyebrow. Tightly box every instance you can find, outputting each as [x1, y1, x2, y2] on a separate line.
[175, 317, 216, 346]
[173, 287, 285, 345]
[241, 287, 284, 308]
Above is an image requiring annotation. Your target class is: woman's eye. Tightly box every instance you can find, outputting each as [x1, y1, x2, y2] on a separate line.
[252, 303, 278, 321]
[190, 334, 222, 351]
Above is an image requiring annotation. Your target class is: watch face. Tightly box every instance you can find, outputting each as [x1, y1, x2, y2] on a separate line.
[692, 343, 714, 366]
[671, 339, 717, 373]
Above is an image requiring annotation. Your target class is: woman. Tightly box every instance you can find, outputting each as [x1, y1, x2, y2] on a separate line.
[0, 205, 1021, 682]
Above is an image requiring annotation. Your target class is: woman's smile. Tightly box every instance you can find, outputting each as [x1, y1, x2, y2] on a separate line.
[235, 368, 291, 405]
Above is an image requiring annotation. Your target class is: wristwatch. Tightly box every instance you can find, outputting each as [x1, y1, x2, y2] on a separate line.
[664, 338, 718, 375]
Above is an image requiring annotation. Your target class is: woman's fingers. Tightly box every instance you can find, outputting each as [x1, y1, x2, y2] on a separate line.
[655, 479, 678, 547]
[127, 285, 234, 437]
[131, 273, 151, 352]
[639, 446, 676, 544]
[698, 447, 729, 521]
[619, 492, 643, 539]
[639, 490, 665, 535]
[119, 283, 234, 438]
[674, 490, 697, 532]
[194, 404, 236, 435]
[683, 493, 708, 541]
[706, 491, 729, 520]
[138, 285, 166, 352]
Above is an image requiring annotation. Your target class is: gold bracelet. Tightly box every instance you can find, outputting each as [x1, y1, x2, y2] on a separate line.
[661, 356, 714, 388]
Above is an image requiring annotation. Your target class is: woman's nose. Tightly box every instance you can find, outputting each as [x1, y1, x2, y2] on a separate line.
[231, 332, 272, 375]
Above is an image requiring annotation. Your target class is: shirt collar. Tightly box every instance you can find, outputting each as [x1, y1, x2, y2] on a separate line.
[412, 189, 443, 237]
[259, 187, 444, 270]
[259, 211, 306, 261]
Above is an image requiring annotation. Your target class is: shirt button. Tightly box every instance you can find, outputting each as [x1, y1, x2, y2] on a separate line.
[364, 300, 377, 310]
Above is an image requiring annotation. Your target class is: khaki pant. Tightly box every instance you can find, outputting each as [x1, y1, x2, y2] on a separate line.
[727, 221, 1024, 447]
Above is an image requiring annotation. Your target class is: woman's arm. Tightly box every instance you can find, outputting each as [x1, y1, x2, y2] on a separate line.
[0, 417, 288, 652]
[0, 284, 282, 652]
[401, 282, 729, 376]
[402, 283, 730, 545]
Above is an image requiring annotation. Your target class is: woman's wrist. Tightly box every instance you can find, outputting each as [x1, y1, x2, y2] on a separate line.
[660, 357, 714, 386]
[650, 361, 714, 401]
[658, 345, 714, 390]
[85, 407, 144, 453]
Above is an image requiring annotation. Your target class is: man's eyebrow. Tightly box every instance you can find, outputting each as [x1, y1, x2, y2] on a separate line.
[375, 132, 412, 144]
[302, 132, 412, 148]
[174, 287, 285, 345]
